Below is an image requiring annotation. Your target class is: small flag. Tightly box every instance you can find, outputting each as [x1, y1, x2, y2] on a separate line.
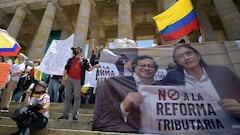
[153, 0, 200, 41]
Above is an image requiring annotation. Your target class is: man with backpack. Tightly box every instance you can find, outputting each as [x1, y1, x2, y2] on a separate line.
[58, 46, 98, 120]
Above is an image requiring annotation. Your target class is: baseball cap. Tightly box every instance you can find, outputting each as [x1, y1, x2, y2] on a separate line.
[37, 81, 48, 88]
[71, 46, 82, 51]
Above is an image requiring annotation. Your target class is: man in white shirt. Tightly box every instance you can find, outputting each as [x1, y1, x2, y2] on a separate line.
[0, 53, 26, 112]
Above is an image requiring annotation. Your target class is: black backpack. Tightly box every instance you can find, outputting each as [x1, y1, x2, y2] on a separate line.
[11, 106, 33, 126]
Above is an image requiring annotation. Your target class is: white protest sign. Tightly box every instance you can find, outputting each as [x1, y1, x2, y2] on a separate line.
[139, 85, 240, 134]
[83, 69, 97, 88]
[39, 34, 74, 75]
[83, 62, 120, 87]
[96, 62, 119, 82]
[154, 69, 167, 81]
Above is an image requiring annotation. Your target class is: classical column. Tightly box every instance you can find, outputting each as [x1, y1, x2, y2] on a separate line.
[74, 0, 93, 56]
[213, 0, 240, 40]
[88, 20, 99, 58]
[117, 0, 133, 39]
[7, 4, 27, 38]
[28, 0, 57, 60]
[0, 11, 5, 26]
[162, 0, 176, 9]
[195, 5, 217, 42]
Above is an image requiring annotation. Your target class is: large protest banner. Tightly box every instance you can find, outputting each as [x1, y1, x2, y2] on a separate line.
[39, 34, 74, 75]
[93, 44, 240, 134]
[0, 63, 11, 88]
[139, 85, 240, 134]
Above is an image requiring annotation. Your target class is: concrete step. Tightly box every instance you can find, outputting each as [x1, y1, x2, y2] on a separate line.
[0, 102, 97, 135]
[0, 116, 93, 130]
[0, 124, 47, 135]
[8, 102, 94, 114]
[10, 102, 95, 109]
[0, 106, 94, 118]
[0, 125, 139, 135]
[0, 112, 93, 121]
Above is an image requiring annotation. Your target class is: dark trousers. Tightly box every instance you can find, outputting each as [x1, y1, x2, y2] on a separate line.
[17, 115, 48, 135]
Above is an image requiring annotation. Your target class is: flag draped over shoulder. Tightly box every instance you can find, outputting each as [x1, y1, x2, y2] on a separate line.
[153, 0, 200, 41]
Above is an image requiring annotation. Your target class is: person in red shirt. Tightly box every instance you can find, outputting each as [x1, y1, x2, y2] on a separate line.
[58, 46, 98, 120]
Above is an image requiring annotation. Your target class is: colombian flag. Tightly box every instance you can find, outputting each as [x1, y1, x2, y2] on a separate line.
[153, 0, 200, 41]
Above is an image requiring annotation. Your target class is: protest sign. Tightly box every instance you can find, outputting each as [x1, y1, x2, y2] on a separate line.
[83, 62, 120, 87]
[39, 34, 74, 75]
[139, 85, 240, 134]
[154, 68, 167, 81]
[0, 63, 11, 88]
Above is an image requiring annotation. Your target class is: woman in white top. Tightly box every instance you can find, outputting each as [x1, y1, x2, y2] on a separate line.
[11, 81, 50, 135]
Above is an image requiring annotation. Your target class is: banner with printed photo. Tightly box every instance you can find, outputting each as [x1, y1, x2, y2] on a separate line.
[139, 85, 240, 134]
[93, 43, 240, 134]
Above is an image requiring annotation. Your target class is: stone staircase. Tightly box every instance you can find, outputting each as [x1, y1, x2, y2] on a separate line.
[0, 102, 136, 135]
[1, 102, 240, 135]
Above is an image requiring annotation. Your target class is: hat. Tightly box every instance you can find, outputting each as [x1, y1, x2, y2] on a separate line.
[71, 46, 82, 51]
[19, 53, 28, 60]
[37, 81, 48, 88]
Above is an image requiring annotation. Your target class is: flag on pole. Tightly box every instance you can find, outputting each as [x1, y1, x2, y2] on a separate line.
[153, 0, 200, 41]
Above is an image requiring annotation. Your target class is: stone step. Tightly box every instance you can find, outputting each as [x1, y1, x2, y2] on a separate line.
[2, 124, 240, 135]
[10, 102, 95, 109]
[0, 124, 138, 135]
[0, 105, 94, 118]
[0, 111, 93, 120]
[9, 102, 94, 113]
[0, 114, 93, 126]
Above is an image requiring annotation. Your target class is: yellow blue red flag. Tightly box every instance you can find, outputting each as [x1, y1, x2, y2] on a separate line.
[153, 0, 200, 41]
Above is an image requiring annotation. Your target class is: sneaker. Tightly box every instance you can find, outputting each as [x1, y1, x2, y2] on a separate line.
[58, 116, 68, 120]
[0, 107, 9, 113]
[72, 116, 78, 121]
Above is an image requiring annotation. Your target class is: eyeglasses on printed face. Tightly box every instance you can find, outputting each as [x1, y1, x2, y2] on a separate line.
[175, 50, 195, 60]
[137, 64, 155, 69]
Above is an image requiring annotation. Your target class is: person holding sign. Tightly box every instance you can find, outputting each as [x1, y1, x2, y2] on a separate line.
[0, 53, 26, 113]
[162, 44, 240, 118]
[93, 55, 158, 133]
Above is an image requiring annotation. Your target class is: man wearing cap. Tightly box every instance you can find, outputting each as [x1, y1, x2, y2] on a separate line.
[0, 53, 26, 113]
[58, 46, 97, 120]
[11, 81, 50, 135]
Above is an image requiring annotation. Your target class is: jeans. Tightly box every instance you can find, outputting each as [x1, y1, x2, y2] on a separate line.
[48, 78, 61, 102]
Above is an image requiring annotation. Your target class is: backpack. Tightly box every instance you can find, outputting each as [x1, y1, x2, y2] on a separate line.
[11, 106, 33, 126]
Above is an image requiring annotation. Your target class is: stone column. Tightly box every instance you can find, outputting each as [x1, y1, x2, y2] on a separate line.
[74, 0, 93, 56]
[0, 11, 5, 26]
[195, 5, 217, 42]
[117, 0, 133, 39]
[28, 0, 57, 60]
[213, 0, 240, 40]
[7, 4, 27, 38]
[88, 20, 99, 58]
[162, 0, 176, 9]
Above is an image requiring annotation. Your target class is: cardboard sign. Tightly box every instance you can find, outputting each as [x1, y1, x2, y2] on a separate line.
[0, 63, 11, 88]
[139, 85, 240, 134]
[39, 34, 74, 75]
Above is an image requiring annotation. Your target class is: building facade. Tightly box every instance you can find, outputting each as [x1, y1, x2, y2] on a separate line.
[0, 0, 240, 60]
